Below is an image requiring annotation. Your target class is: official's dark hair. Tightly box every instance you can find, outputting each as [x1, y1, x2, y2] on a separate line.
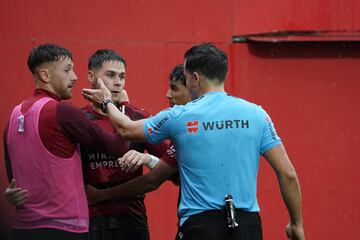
[169, 64, 186, 86]
[88, 49, 126, 70]
[184, 43, 227, 82]
[27, 44, 72, 73]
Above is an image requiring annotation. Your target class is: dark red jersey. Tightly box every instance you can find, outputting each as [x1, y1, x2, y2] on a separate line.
[81, 102, 176, 229]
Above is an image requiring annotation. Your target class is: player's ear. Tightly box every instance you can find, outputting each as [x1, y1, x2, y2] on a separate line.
[88, 70, 96, 86]
[38, 68, 50, 83]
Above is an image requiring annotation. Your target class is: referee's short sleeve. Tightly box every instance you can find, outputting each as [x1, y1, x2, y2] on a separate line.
[143, 109, 173, 145]
[259, 106, 282, 154]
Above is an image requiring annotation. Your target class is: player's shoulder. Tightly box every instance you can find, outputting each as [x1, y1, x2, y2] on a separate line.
[123, 102, 151, 120]
[80, 104, 92, 113]
[56, 101, 83, 116]
[57, 100, 77, 109]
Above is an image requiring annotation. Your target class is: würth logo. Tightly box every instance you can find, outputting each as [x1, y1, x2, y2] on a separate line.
[187, 121, 199, 133]
[147, 127, 154, 135]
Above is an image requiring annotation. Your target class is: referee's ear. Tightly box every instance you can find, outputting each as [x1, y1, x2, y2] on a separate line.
[191, 72, 200, 88]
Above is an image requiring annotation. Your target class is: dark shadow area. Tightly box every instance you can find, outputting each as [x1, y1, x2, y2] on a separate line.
[245, 41, 360, 59]
[0, 211, 10, 240]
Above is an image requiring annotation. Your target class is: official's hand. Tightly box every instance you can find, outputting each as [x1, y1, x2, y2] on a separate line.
[4, 179, 28, 208]
[118, 150, 151, 172]
[82, 78, 112, 108]
[85, 184, 104, 206]
[286, 222, 305, 240]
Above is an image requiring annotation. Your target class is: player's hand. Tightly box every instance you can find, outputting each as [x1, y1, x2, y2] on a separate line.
[85, 184, 103, 206]
[82, 78, 112, 108]
[118, 150, 151, 172]
[4, 179, 28, 208]
[117, 89, 129, 104]
[286, 222, 305, 240]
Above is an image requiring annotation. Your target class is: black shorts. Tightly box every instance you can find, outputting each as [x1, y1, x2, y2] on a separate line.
[175, 209, 262, 240]
[11, 228, 88, 240]
[89, 228, 150, 240]
[89, 215, 149, 240]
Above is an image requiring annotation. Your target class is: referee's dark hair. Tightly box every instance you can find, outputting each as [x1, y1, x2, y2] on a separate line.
[184, 43, 228, 83]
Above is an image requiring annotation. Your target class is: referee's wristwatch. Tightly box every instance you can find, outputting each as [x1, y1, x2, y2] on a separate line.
[100, 99, 116, 113]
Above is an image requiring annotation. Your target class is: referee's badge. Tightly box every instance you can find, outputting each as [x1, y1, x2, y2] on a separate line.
[186, 120, 199, 133]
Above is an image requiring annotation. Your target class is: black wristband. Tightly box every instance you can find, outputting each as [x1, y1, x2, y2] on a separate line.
[100, 99, 115, 113]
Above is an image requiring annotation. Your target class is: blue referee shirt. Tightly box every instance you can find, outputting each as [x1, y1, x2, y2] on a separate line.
[143, 91, 282, 225]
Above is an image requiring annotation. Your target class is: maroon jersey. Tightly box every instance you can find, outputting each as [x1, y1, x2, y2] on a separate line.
[81, 102, 175, 229]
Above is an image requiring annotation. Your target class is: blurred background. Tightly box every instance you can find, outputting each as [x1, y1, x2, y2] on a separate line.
[0, 0, 359, 239]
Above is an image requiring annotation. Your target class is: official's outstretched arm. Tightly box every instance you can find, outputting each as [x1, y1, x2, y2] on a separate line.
[82, 78, 146, 142]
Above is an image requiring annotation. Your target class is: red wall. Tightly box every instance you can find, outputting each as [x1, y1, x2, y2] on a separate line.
[1, 1, 359, 239]
[231, 42, 360, 240]
[233, 0, 360, 34]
